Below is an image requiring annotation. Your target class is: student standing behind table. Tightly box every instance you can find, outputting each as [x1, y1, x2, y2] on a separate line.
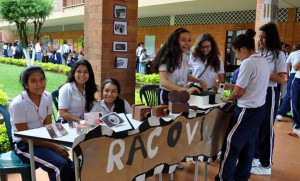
[251, 22, 287, 176]
[91, 78, 132, 116]
[58, 40, 70, 65]
[153, 28, 207, 105]
[136, 42, 144, 73]
[9, 66, 75, 181]
[291, 54, 300, 137]
[189, 33, 224, 92]
[215, 34, 270, 181]
[139, 48, 150, 74]
[58, 60, 98, 122]
[277, 43, 300, 120]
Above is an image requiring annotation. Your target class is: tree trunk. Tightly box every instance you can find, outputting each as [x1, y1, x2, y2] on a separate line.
[23, 48, 32, 66]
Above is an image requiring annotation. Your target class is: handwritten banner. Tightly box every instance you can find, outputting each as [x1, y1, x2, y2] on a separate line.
[73, 105, 234, 181]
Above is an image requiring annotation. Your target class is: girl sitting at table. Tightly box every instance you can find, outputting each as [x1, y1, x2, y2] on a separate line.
[9, 66, 75, 181]
[153, 27, 207, 105]
[58, 59, 98, 122]
[91, 78, 132, 116]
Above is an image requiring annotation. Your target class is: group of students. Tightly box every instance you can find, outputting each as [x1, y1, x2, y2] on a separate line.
[2, 41, 24, 59]
[152, 23, 291, 180]
[9, 60, 131, 181]
[7, 22, 299, 180]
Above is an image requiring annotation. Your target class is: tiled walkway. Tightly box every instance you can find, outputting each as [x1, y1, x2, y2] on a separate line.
[7, 119, 300, 181]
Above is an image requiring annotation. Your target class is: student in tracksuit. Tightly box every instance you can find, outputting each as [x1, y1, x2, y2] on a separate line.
[291, 54, 300, 136]
[251, 23, 286, 175]
[9, 66, 75, 181]
[277, 44, 300, 120]
[215, 33, 270, 181]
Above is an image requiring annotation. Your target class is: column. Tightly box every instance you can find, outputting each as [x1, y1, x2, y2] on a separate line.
[84, 0, 137, 104]
[255, 0, 278, 49]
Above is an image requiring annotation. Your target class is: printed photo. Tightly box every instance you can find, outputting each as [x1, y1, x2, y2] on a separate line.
[114, 5, 127, 19]
[114, 21, 127, 35]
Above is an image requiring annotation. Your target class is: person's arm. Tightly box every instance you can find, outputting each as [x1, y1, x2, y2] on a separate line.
[223, 85, 245, 103]
[58, 84, 81, 122]
[270, 73, 285, 84]
[187, 74, 208, 91]
[59, 109, 81, 122]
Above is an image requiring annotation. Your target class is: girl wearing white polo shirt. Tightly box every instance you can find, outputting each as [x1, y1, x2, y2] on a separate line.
[10, 66, 75, 181]
[216, 33, 270, 181]
[91, 78, 132, 116]
[251, 23, 287, 175]
[189, 33, 224, 92]
[58, 60, 98, 122]
[291, 54, 300, 136]
[153, 27, 207, 105]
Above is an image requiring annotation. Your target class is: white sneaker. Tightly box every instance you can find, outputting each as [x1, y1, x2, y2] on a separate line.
[250, 165, 271, 175]
[293, 128, 300, 136]
[276, 115, 283, 120]
[176, 162, 184, 169]
[252, 158, 261, 167]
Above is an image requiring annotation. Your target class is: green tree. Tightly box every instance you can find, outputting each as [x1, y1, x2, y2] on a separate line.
[0, 0, 53, 66]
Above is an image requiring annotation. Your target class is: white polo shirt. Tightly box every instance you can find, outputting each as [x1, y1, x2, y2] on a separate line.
[286, 50, 300, 74]
[189, 56, 224, 88]
[236, 53, 270, 108]
[58, 82, 86, 119]
[293, 54, 300, 79]
[159, 53, 190, 90]
[261, 50, 286, 87]
[90, 99, 132, 116]
[9, 91, 52, 142]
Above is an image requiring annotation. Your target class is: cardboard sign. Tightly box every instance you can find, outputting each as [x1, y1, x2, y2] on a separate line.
[73, 104, 234, 181]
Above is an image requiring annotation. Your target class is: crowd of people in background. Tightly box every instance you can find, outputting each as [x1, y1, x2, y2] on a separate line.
[2, 40, 84, 68]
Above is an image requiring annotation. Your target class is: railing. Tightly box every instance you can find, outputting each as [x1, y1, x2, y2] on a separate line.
[63, 0, 84, 7]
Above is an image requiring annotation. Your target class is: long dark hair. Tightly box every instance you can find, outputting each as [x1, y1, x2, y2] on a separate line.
[259, 22, 281, 60]
[101, 78, 125, 113]
[191, 33, 221, 72]
[153, 27, 190, 73]
[66, 59, 98, 112]
[20, 66, 45, 90]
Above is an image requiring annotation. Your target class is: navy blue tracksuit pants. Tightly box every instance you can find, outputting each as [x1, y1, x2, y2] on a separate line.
[278, 73, 295, 116]
[254, 87, 279, 167]
[14, 141, 75, 181]
[216, 105, 266, 181]
[292, 78, 300, 129]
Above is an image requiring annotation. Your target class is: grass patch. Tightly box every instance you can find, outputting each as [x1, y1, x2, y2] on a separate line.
[0, 63, 67, 99]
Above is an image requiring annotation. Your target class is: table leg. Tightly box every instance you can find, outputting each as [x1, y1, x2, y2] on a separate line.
[73, 151, 79, 181]
[203, 162, 207, 181]
[28, 139, 36, 181]
[194, 161, 198, 181]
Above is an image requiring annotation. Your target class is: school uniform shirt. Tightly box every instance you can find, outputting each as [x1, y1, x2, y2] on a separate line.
[90, 99, 132, 116]
[159, 53, 190, 91]
[9, 91, 52, 143]
[189, 56, 224, 89]
[262, 50, 287, 87]
[58, 82, 86, 119]
[236, 53, 270, 108]
[293, 54, 300, 79]
[287, 50, 300, 74]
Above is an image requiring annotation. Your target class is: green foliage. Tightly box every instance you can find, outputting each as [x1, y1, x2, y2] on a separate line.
[0, 57, 71, 75]
[0, 85, 8, 107]
[135, 73, 159, 88]
[0, 123, 10, 153]
[0, 0, 54, 48]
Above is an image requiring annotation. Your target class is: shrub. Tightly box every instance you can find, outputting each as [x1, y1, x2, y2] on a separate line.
[0, 123, 10, 153]
[136, 73, 159, 88]
[0, 85, 8, 107]
[0, 57, 71, 75]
